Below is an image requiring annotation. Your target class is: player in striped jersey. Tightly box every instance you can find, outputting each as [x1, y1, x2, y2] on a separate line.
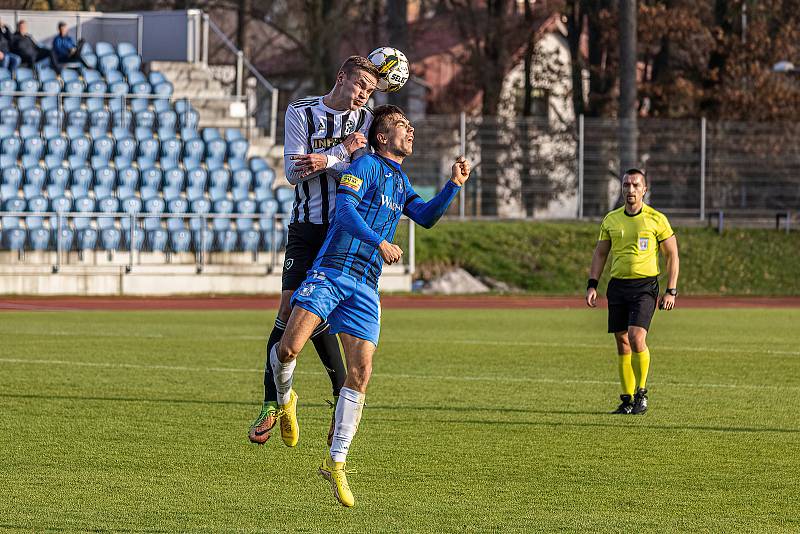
[270, 105, 471, 507]
[249, 56, 380, 446]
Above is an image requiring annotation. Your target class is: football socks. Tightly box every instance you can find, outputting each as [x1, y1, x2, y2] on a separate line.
[330, 387, 365, 463]
[632, 349, 651, 390]
[310, 323, 346, 398]
[270, 343, 296, 406]
[618, 352, 636, 397]
[262, 317, 286, 403]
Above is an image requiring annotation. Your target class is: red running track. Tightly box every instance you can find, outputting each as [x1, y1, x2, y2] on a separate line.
[1, 295, 799, 311]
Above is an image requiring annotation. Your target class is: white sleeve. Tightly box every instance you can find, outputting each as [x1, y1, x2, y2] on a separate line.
[283, 105, 351, 185]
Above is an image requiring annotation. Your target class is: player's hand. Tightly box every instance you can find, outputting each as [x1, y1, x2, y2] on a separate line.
[342, 132, 368, 155]
[290, 153, 327, 178]
[659, 294, 676, 311]
[378, 240, 403, 265]
[450, 156, 471, 186]
[586, 288, 598, 308]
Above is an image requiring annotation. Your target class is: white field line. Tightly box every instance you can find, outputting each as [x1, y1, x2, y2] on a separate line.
[0, 357, 794, 391]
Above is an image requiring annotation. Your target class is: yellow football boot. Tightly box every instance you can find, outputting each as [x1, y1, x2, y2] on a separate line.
[276, 389, 299, 447]
[318, 456, 354, 508]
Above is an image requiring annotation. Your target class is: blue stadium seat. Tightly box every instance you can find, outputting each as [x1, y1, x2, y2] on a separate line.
[115, 136, 136, 161]
[186, 187, 205, 203]
[206, 139, 227, 165]
[67, 109, 89, 130]
[202, 128, 221, 142]
[160, 137, 182, 165]
[228, 159, 246, 172]
[134, 127, 154, 141]
[50, 195, 72, 216]
[60, 68, 79, 82]
[48, 166, 70, 188]
[135, 110, 155, 130]
[239, 229, 260, 253]
[138, 138, 159, 161]
[231, 187, 250, 203]
[154, 99, 171, 115]
[209, 168, 231, 191]
[109, 81, 129, 95]
[117, 42, 137, 58]
[0, 78, 15, 94]
[168, 197, 189, 215]
[2, 166, 22, 189]
[25, 165, 47, 190]
[1, 135, 21, 158]
[95, 41, 115, 57]
[121, 55, 142, 76]
[42, 109, 59, 130]
[17, 78, 39, 93]
[130, 98, 148, 113]
[180, 127, 199, 141]
[137, 157, 156, 171]
[73, 196, 95, 232]
[254, 168, 276, 190]
[140, 167, 161, 190]
[139, 185, 158, 201]
[0, 67, 9, 80]
[0, 154, 15, 168]
[47, 136, 68, 159]
[83, 68, 102, 83]
[215, 225, 238, 252]
[99, 54, 120, 74]
[169, 228, 191, 252]
[121, 196, 142, 215]
[15, 67, 34, 82]
[87, 80, 108, 95]
[187, 168, 207, 190]
[224, 128, 243, 142]
[2, 227, 26, 251]
[189, 198, 210, 232]
[41, 77, 61, 93]
[90, 110, 111, 131]
[208, 187, 228, 203]
[131, 82, 151, 96]
[16, 95, 37, 112]
[122, 226, 144, 251]
[153, 81, 173, 97]
[97, 196, 119, 234]
[22, 183, 40, 199]
[64, 79, 85, 94]
[86, 96, 105, 112]
[259, 198, 279, 217]
[144, 197, 165, 222]
[0, 184, 17, 202]
[104, 69, 124, 84]
[236, 199, 257, 231]
[29, 227, 50, 250]
[77, 227, 99, 251]
[164, 168, 185, 190]
[182, 138, 204, 162]
[158, 110, 177, 131]
[72, 166, 94, 190]
[63, 97, 81, 113]
[163, 187, 181, 203]
[93, 135, 115, 161]
[179, 110, 199, 131]
[117, 166, 139, 190]
[66, 127, 87, 142]
[69, 136, 92, 160]
[100, 228, 121, 251]
[148, 71, 166, 86]
[20, 154, 38, 170]
[146, 227, 168, 252]
[232, 168, 253, 191]
[274, 187, 294, 204]
[26, 196, 48, 226]
[21, 108, 42, 130]
[95, 166, 116, 191]
[22, 136, 43, 159]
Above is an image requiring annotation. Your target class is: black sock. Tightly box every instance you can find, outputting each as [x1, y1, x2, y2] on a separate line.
[263, 317, 286, 403]
[310, 323, 346, 397]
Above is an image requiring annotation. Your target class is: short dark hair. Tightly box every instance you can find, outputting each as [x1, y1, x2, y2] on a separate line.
[58, 21, 67, 29]
[622, 167, 647, 185]
[368, 104, 407, 150]
[339, 55, 380, 81]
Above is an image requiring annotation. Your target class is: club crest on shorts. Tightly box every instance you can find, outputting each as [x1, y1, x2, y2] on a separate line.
[299, 284, 314, 297]
[638, 237, 649, 251]
[284, 258, 294, 270]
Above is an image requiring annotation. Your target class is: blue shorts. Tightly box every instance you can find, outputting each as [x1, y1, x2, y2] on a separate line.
[291, 267, 381, 346]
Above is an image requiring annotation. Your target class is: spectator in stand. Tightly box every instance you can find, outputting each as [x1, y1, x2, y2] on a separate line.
[52, 22, 85, 67]
[0, 18, 21, 70]
[12, 20, 60, 72]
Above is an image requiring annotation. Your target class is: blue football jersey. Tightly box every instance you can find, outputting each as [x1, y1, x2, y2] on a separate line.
[314, 154, 419, 288]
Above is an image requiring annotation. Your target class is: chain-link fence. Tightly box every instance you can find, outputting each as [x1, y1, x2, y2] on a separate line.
[402, 114, 800, 222]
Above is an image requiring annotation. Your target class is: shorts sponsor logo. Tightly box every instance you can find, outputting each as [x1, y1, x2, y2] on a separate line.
[284, 258, 294, 270]
[299, 284, 315, 297]
[340, 173, 363, 191]
[638, 237, 649, 251]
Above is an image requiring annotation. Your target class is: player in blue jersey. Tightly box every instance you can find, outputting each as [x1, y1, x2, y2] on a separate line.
[269, 105, 471, 507]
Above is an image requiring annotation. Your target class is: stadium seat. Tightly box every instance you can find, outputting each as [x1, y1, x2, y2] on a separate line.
[225, 128, 243, 142]
[187, 168, 208, 191]
[90, 110, 111, 131]
[97, 196, 120, 232]
[154, 99, 171, 115]
[140, 186, 158, 201]
[26, 197, 48, 230]
[254, 168, 276, 190]
[3, 227, 26, 251]
[202, 128, 221, 142]
[109, 81, 129, 95]
[121, 226, 144, 251]
[93, 136, 115, 161]
[115, 137, 136, 161]
[153, 81, 173, 98]
[68, 109, 89, 131]
[180, 127, 199, 140]
[130, 98, 148, 113]
[164, 168, 185, 190]
[160, 138, 182, 166]
[236, 199, 257, 230]
[24, 165, 47, 190]
[174, 99, 191, 114]
[189, 198, 211, 231]
[117, 42, 137, 58]
[158, 110, 177, 132]
[29, 227, 50, 250]
[149, 71, 166, 86]
[87, 80, 108, 95]
[131, 82, 151, 96]
[99, 54, 120, 74]
[186, 187, 205, 203]
[259, 199, 279, 217]
[146, 227, 168, 252]
[183, 138, 205, 162]
[0, 67, 9, 80]
[249, 157, 270, 172]
[231, 187, 250, 203]
[100, 228, 121, 251]
[1, 135, 21, 159]
[216, 226, 238, 252]
[232, 168, 253, 191]
[86, 97, 105, 113]
[95, 166, 117, 191]
[21, 109, 42, 130]
[208, 187, 228, 203]
[105, 69, 124, 84]
[138, 138, 159, 162]
[209, 168, 231, 191]
[135, 110, 156, 130]
[275, 187, 294, 204]
[239, 229, 261, 253]
[228, 139, 249, 161]
[2, 166, 22, 190]
[22, 136, 44, 159]
[72, 166, 94, 190]
[118, 167, 139, 191]
[121, 56, 142, 76]
[95, 41, 115, 57]
[16, 95, 36, 112]
[179, 110, 200, 131]
[140, 167, 161, 190]
[170, 228, 191, 252]
[69, 136, 92, 160]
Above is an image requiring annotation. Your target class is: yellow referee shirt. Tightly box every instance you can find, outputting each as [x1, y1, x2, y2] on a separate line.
[598, 204, 674, 279]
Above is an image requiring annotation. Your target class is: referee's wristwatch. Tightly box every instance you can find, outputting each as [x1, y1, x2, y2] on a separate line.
[665, 288, 678, 296]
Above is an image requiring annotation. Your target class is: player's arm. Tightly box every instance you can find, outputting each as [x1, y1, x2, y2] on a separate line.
[336, 165, 402, 264]
[403, 157, 470, 229]
[283, 107, 367, 184]
[658, 235, 679, 311]
[586, 239, 611, 308]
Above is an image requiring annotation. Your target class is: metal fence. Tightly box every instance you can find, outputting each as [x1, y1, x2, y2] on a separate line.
[402, 114, 800, 221]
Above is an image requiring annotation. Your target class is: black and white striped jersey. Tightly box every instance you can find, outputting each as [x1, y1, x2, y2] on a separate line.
[283, 96, 373, 225]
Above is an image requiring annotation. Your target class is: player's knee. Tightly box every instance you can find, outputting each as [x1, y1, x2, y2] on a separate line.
[628, 330, 647, 352]
[277, 338, 301, 362]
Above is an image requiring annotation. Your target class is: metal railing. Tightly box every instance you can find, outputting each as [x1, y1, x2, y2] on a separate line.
[201, 13, 279, 146]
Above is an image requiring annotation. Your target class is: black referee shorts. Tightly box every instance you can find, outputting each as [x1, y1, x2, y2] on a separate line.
[606, 277, 659, 333]
[281, 222, 329, 292]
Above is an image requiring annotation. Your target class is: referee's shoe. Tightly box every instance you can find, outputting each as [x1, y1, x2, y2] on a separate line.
[632, 388, 648, 414]
[612, 394, 634, 414]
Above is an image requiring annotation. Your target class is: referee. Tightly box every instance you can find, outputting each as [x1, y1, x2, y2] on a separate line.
[585, 169, 680, 414]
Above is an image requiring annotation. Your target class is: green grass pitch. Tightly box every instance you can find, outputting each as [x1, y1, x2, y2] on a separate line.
[1, 307, 799, 532]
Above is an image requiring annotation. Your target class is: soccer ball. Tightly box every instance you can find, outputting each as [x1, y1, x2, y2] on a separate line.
[368, 47, 409, 93]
